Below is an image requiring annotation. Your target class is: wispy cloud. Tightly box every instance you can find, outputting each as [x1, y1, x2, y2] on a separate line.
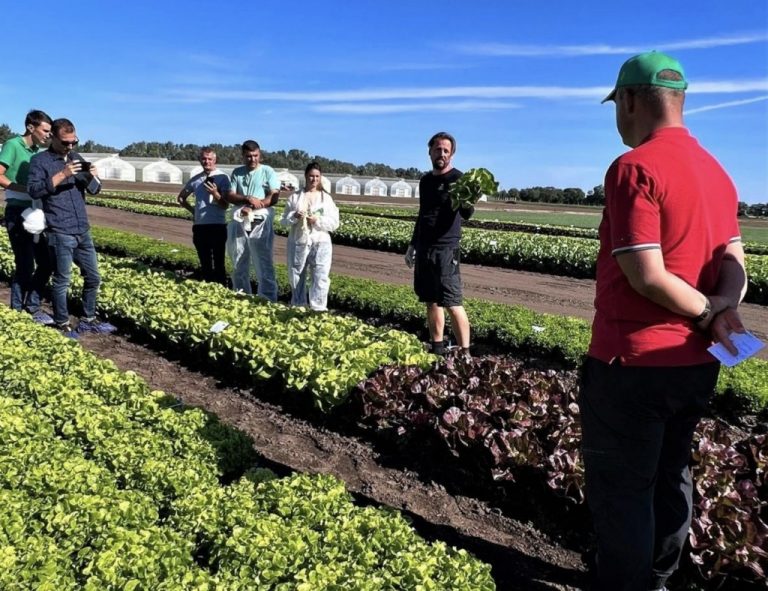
[375, 62, 469, 72]
[455, 32, 768, 57]
[162, 79, 768, 104]
[686, 95, 768, 115]
[690, 80, 768, 93]
[313, 100, 521, 114]
[166, 85, 605, 102]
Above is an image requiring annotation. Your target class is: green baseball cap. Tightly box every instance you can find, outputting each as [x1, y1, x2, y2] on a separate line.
[602, 50, 688, 103]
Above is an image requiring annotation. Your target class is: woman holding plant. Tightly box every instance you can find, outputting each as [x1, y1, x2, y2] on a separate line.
[280, 162, 339, 311]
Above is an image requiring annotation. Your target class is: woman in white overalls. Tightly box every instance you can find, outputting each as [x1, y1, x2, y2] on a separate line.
[280, 162, 340, 311]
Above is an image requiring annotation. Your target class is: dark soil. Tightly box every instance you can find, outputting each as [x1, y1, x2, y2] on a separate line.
[73, 327, 588, 591]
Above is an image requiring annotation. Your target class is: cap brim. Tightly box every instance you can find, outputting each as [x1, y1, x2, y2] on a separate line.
[601, 88, 616, 104]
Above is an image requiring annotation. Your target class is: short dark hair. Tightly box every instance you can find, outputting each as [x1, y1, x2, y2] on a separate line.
[52, 118, 75, 138]
[428, 131, 456, 154]
[621, 69, 685, 113]
[25, 110, 52, 129]
[305, 161, 322, 175]
[241, 140, 260, 153]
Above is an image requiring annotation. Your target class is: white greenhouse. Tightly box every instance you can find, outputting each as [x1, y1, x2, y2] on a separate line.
[389, 179, 413, 198]
[364, 178, 388, 197]
[176, 161, 203, 183]
[277, 169, 301, 192]
[90, 155, 136, 182]
[134, 159, 183, 184]
[335, 175, 361, 195]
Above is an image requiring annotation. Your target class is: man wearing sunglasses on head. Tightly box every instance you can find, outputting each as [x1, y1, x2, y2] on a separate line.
[27, 118, 116, 338]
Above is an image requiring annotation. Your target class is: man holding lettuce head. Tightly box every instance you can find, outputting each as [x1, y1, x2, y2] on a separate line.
[405, 131, 473, 356]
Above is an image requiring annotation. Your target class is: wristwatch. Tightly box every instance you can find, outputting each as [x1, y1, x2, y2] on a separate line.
[693, 297, 712, 325]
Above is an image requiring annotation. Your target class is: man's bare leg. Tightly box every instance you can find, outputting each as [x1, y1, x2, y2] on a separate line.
[447, 305, 470, 348]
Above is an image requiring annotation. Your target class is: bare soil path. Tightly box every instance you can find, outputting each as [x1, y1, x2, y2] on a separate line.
[73, 328, 587, 591]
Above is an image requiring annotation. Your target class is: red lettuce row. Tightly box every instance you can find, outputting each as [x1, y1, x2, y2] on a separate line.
[353, 354, 768, 584]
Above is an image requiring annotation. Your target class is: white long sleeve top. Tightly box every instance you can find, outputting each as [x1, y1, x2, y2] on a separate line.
[280, 189, 340, 244]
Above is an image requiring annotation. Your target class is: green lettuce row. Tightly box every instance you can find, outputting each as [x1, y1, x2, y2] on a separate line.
[95, 226, 768, 412]
[95, 258, 433, 410]
[0, 307, 495, 589]
[1, 222, 764, 411]
[101, 190, 768, 255]
[87, 225, 768, 412]
[88, 195, 194, 219]
[0, 228, 433, 410]
[84, 197, 768, 304]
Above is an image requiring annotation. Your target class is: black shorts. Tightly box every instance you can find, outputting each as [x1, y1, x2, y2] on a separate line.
[414, 246, 463, 307]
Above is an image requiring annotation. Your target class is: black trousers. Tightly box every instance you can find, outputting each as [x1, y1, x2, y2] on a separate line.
[578, 357, 719, 591]
[5, 205, 52, 312]
[192, 224, 227, 285]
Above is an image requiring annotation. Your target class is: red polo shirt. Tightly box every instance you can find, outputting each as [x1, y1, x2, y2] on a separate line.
[589, 127, 741, 366]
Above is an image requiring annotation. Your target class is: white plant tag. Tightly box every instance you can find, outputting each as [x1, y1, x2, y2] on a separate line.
[209, 320, 229, 334]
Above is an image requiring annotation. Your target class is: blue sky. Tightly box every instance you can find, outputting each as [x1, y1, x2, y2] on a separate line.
[2, 1, 767, 202]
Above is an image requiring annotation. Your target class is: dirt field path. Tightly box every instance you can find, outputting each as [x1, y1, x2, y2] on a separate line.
[85, 201, 768, 357]
[72, 329, 587, 591]
[0, 275, 586, 589]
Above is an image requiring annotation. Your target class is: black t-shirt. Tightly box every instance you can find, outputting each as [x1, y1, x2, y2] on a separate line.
[412, 168, 466, 248]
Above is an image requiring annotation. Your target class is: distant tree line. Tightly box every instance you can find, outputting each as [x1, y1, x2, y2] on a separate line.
[492, 185, 605, 206]
[0, 127, 426, 180]
[492, 185, 768, 218]
[1, 123, 766, 215]
[739, 202, 768, 218]
[114, 142, 426, 180]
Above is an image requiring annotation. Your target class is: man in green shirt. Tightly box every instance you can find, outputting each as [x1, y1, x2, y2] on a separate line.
[0, 110, 54, 323]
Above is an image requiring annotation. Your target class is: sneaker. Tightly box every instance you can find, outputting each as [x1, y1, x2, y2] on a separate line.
[30, 310, 55, 326]
[77, 318, 117, 335]
[54, 322, 79, 339]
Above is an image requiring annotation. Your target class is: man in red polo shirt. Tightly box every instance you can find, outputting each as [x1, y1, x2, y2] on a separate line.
[580, 51, 749, 591]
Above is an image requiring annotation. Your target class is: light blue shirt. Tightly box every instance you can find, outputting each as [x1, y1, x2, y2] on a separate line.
[185, 169, 230, 225]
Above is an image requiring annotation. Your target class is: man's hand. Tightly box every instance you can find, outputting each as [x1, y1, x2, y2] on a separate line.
[63, 161, 82, 178]
[708, 307, 746, 356]
[404, 245, 416, 269]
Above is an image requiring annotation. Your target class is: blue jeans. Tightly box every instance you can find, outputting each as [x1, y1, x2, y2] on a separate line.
[578, 357, 719, 591]
[4, 205, 52, 313]
[47, 231, 101, 325]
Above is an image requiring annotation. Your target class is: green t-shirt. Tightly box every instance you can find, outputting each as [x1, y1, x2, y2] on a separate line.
[0, 135, 40, 205]
[228, 164, 280, 222]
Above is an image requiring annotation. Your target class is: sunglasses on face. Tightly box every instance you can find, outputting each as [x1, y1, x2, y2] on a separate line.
[58, 139, 79, 147]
